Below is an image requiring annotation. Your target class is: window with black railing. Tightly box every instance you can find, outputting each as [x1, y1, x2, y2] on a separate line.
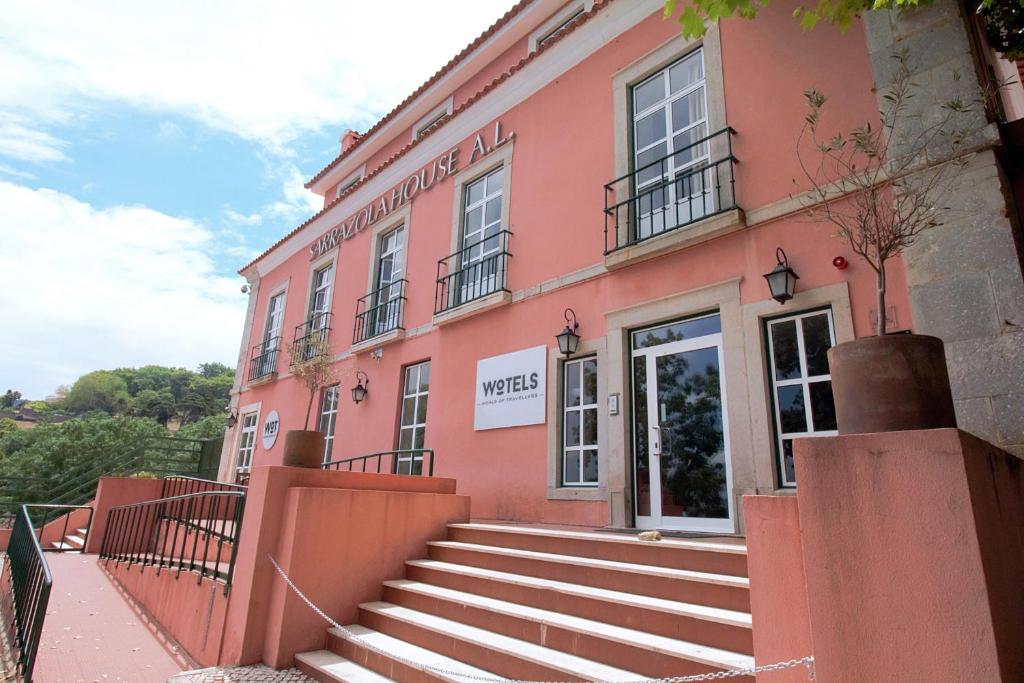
[292, 312, 332, 361]
[353, 279, 406, 344]
[604, 127, 737, 254]
[434, 230, 512, 314]
[248, 336, 280, 381]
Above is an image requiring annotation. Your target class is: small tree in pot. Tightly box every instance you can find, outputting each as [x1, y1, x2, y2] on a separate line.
[796, 51, 976, 434]
[282, 335, 338, 467]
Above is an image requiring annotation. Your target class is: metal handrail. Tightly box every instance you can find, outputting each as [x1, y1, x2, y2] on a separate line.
[353, 279, 407, 344]
[159, 475, 247, 500]
[434, 231, 512, 314]
[3, 505, 53, 681]
[16, 504, 94, 553]
[322, 449, 435, 477]
[99, 490, 245, 594]
[248, 336, 281, 381]
[603, 127, 739, 254]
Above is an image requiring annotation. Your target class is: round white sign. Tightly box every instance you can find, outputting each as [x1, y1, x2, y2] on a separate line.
[261, 410, 280, 450]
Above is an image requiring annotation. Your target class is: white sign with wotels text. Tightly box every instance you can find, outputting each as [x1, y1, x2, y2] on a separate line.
[474, 345, 547, 430]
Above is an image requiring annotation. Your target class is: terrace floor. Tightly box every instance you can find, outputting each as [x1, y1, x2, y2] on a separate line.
[34, 553, 195, 682]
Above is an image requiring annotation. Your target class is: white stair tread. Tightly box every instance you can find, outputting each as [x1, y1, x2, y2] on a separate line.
[429, 541, 750, 588]
[65, 535, 85, 546]
[360, 602, 646, 682]
[295, 650, 392, 682]
[330, 623, 498, 682]
[385, 579, 753, 670]
[76, 528, 88, 535]
[407, 559, 751, 628]
[451, 523, 747, 554]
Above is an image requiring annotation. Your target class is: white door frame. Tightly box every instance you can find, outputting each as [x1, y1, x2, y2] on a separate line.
[633, 332, 734, 533]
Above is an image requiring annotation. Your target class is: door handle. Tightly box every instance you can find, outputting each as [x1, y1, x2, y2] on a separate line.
[651, 426, 661, 457]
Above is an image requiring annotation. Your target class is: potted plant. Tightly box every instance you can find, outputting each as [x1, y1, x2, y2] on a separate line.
[282, 334, 338, 467]
[797, 51, 976, 434]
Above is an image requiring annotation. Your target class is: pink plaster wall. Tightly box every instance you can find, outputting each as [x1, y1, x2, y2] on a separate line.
[741, 495, 813, 682]
[793, 429, 1024, 681]
[236, 2, 911, 527]
[103, 560, 230, 667]
[86, 477, 165, 554]
[0, 503, 95, 552]
[220, 466, 466, 666]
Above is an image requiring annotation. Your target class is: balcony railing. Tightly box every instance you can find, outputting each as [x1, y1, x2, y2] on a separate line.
[353, 279, 407, 345]
[434, 230, 512, 315]
[322, 449, 435, 476]
[248, 336, 280, 381]
[604, 127, 738, 254]
[292, 312, 332, 362]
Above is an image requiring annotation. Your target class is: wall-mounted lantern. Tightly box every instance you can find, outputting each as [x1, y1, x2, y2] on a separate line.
[763, 248, 800, 304]
[351, 370, 369, 404]
[226, 409, 238, 429]
[555, 308, 581, 357]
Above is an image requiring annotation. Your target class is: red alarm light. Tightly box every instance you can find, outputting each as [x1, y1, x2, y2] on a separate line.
[833, 256, 849, 270]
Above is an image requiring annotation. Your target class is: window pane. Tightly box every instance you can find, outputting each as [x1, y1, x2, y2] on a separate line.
[418, 363, 430, 391]
[632, 314, 721, 349]
[465, 206, 483, 234]
[565, 411, 580, 447]
[565, 362, 581, 407]
[466, 177, 485, 205]
[809, 381, 837, 431]
[777, 385, 807, 434]
[564, 450, 581, 484]
[401, 397, 416, 426]
[416, 395, 428, 424]
[413, 429, 425, 450]
[582, 359, 597, 405]
[636, 142, 668, 186]
[781, 438, 796, 484]
[802, 314, 833, 377]
[399, 428, 413, 450]
[582, 450, 599, 484]
[634, 74, 665, 112]
[771, 320, 801, 380]
[632, 356, 650, 516]
[671, 87, 705, 133]
[484, 197, 501, 225]
[486, 167, 504, 194]
[669, 51, 703, 93]
[583, 408, 597, 446]
[405, 366, 417, 395]
[635, 109, 666, 150]
[672, 122, 708, 168]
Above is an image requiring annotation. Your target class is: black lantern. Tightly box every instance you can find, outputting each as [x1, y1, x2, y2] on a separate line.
[351, 370, 369, 404]
[555, 308, 581, 357]
[226, 410, 238, 429]
[764, 248, 799, 304]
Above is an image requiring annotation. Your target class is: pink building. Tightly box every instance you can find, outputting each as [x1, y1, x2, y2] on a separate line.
[217, 0, 1024, 536]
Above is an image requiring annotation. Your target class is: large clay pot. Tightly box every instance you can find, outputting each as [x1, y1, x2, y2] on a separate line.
[828, 334, 956, 435]
[282, 430, 324, 468]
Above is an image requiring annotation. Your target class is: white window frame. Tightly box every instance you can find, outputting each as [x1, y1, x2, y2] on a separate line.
[335, 165, 365, 200]
[318, 385, 340, 464]
[458, 165, 505, 302]
[236, 412, 259, 473]
[562, 356, 599, 487]
[397, 361, 430, 474]
[411, 97, 453, 141]
[766, 308, 838, 488]
[528, 0, 594, 53]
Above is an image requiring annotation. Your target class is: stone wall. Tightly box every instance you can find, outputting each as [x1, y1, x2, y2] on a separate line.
[863, 0, 1024, 456]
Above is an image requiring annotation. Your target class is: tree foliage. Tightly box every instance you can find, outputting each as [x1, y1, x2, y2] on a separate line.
[286, 337, 339, 430]
[664, 0, 1024, 60]
[1, 390, 22, 409]
[64, 371, 131, 414]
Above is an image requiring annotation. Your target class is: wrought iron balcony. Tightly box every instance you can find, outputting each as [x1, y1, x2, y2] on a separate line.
[604, 127, 738, 254]
[292, 312, 332, 362]
[247, 336, 280, 382]
[434, 230, 512, 315]
[353, 279, 407, 345]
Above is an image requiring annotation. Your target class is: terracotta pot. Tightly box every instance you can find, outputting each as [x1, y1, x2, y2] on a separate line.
[827, 334, 957, 435]
[282, 430, 324, 468]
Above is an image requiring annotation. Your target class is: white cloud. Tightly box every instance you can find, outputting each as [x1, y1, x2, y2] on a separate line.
[0, 112, 70, 163]
[0, 1, 516, 152]
[0, 181, 247, 398]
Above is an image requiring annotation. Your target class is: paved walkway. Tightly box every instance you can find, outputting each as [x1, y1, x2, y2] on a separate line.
[34, 553, 195, 682]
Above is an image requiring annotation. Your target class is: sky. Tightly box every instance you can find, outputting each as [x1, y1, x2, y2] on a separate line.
[0, 0, 515, 399]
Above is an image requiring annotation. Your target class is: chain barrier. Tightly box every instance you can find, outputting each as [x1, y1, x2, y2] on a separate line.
[268, 555, 815, 682]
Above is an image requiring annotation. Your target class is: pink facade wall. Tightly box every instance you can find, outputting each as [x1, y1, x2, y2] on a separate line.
[86, 476, 165, 554]
[232, 2, 911, 527]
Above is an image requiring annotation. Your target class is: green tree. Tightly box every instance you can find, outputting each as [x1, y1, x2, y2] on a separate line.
[176, 414, 227, 440]
[1, 390, 22, 409]
[64, 371, 130, 414]
[130, 388, 176, 425]
[0, 418, 17, 439]
[198, 362, 233, 378]
[175, 373, 233, 425]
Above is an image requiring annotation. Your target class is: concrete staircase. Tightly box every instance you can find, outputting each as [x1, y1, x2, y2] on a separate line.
[295, 523, 753, 682]
[51, 527, 89, 552]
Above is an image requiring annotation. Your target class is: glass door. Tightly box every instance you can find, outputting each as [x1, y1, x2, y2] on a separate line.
[632, 315, 732, 532]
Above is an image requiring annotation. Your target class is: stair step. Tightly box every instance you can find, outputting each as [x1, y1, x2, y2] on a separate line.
[328, 623, 500, 682]
[383, 579, 753, 676]
[295, 650, 392, 683]
[355, 601, 647, 682]
[448, 523, 748, 576]
[427, 541, 750, 611]
[50, 541, 80, 551]
[76, 528, 88, 536]
[64, 535, 85, 547]
[404, 559, 752, 653]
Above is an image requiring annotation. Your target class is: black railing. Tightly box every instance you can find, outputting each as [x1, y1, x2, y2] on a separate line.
[322, 449, 435, 476]
[2, 506, 53, 681]
[160, 475, 247, 500]
[248, 336, 280, 381]
[292, 312, 332, 361]
[99, 490, 245, 594]
[604, 127, 738, 254]
[16, 504, 94, 552]
[353, 279, 407, 344]
[434, 231, 512, 314]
